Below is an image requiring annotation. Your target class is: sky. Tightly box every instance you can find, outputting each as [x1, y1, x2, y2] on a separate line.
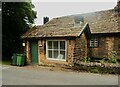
[32, 0, 117, 25]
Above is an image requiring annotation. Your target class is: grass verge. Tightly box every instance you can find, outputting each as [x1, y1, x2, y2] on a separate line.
[0, 60, 11, 65]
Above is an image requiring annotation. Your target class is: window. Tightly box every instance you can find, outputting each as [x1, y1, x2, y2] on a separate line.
[46, 40, 66, 60]
[90, 38, 99, 47]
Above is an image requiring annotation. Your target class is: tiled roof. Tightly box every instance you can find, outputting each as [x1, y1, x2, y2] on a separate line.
[22, 9, 120, 38]
[21, 16, 88, 38]
[81, 9, 120, 33]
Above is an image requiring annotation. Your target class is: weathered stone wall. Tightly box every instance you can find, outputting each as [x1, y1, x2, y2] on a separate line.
[74, 61, 120, 74]
[25, 39, 73, 66]
[26, 33, 88, 66]
[25, 41, 31, 64]
[90, 35, 120, 60]
[73, 32, 88, 62]
[37, 38, 87, 66]
[67, 40, 75, 65]
[114, 37, 120, 60]
[38, 40, 46, 65]
[37, 36, 88, 66]
[90, 37, 113, 58]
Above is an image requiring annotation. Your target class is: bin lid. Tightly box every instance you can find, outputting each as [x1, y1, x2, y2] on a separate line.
[16, 54, 24, 56]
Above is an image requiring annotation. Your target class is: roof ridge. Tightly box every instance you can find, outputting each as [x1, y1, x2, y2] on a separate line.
[46, 9, 115, 20]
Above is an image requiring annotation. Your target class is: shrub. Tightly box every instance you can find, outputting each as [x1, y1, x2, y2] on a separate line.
[108, 51, 118, 63]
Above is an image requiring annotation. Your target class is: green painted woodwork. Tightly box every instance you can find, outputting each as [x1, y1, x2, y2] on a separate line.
[30, 41, 38, 64]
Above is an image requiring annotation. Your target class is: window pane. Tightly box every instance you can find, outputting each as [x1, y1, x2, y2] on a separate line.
[48, 50, 52, 58]
[60, 41, 65, 50]
[53, 41, 58, 49]
[90, 43, 94, 47]
[48, 41, 52, 49]
[95, 42, 98, 47]
[58, 51, 65, 59]
[90, 40, 94, 47]
[95, 39, 98, 47]
[47, 40, 66, 60]
[53, 50, 58, 59]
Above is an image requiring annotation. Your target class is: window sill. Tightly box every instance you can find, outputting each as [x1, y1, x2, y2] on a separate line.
[47, 58, 66, 61]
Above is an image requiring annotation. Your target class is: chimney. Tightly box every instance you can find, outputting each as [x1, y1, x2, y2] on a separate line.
[43, 17, 49, 24]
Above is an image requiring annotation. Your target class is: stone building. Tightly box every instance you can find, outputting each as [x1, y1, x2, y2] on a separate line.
[21, 16, 91, 65]
[21, 2, 120, 65]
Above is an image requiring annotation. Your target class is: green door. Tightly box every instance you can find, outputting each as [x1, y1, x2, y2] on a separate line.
[31, 41, 38, 64]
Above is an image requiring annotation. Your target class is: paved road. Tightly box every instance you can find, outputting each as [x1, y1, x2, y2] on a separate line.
[2, 65, 118, 85]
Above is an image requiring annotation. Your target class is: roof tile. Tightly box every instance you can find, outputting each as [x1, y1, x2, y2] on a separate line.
[22, 9, 120, 38]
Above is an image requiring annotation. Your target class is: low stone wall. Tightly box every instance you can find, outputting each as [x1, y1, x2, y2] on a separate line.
[73, 62, 120, 74]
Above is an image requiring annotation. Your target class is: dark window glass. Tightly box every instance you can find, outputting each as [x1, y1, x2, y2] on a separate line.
[53, 41, 58, 49]
[48, 41, 52, 49]
[60, 41, 65, 50]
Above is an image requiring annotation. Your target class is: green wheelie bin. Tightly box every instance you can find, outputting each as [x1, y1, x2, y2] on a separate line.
[11, 53, 17, 66]
[16, 54, 25, 66]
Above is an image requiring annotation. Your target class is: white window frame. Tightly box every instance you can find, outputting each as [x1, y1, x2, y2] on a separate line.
[46, 40, 67, 61]
[90, 38, 99, 47]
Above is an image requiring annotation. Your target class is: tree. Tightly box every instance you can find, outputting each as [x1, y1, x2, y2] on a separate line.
[114, 0, 120, 13]
[2, 2, 37, 60]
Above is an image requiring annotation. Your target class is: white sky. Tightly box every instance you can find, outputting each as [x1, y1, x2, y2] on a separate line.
[32, 0, 117, 25]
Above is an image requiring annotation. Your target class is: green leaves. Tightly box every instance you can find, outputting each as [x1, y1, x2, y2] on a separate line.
[2, 2, 37, 59]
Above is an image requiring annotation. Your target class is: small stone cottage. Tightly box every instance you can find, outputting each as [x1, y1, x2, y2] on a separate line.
[21, 16, 91, 65]
[21, 2, 120, 65]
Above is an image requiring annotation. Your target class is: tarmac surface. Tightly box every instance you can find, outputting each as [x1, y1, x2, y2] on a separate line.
[2, 65, 119, 85]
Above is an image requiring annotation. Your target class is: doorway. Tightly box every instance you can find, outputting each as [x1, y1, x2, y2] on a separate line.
[30, 41, 38, 64]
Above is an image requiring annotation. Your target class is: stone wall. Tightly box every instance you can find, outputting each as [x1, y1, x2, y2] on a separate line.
[25, 33, 88, 66]
[114, 37, 120, 60]
[38, 39, 76, 66]
[73, 61, 120, 74]
[25, 41, 31, 64]
[73, 32, 88, 62]
[38, 39, 71, 66]
[67, 40, 75, 65]
[90, 35, 120, 60]
[38, 40, 46, 65]
[37, 36, 88, 66]
[90, 37, 113, 58]
[37, 33, 88, 66]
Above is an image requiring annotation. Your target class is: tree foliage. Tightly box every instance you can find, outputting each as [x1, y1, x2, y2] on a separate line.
[114, 1, 120, 13]
[2, 2, 37, 59]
